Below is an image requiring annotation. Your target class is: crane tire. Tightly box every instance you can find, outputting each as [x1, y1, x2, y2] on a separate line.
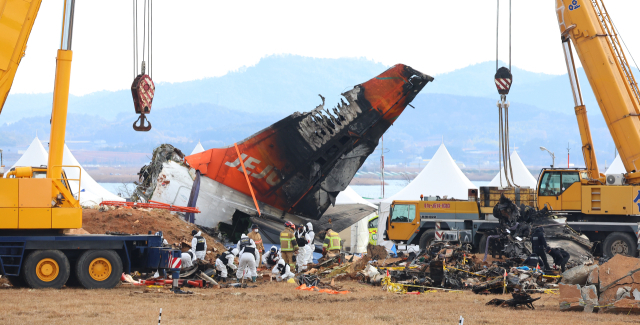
[22, 250, 70, 289]
[75, 250, 123, 289]
[603, 232, 638, 258]
[419, 229, 436, 250]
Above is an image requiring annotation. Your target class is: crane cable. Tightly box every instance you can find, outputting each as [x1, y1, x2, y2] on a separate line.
[133, 0, 152, 77]
[496, 0, 517, 188]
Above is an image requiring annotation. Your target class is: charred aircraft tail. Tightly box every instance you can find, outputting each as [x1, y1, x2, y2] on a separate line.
[186, 64, 433, 220]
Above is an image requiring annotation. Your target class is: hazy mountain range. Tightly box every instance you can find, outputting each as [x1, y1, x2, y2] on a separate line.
[0, 55, 623, 168]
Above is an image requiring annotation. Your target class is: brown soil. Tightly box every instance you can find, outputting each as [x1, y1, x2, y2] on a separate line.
[0, 281, 634, 324]
[82, 208, 226, 257]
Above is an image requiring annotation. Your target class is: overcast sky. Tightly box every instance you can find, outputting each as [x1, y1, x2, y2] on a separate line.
[10, 0, 640, 95]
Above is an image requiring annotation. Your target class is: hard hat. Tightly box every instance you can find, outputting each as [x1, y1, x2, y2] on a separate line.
[251, 224, 259, 229]
[284, 221, 295, 228]
[298, 224, 305, 229]
[191, 229, 198, 236]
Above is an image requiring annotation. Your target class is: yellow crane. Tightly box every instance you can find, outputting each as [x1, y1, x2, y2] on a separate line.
[0, 0, 80, 229]
[0, 1, 180, 290]
[534, 0, 640, 256]
[384, 0, 640, 258]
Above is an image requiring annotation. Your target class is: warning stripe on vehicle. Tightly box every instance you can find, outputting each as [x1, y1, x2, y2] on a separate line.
[170, 257, 181, 269]
[435, 231, 444, 241]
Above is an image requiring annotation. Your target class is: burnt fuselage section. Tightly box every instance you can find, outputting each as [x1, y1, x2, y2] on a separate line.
[186, 64, 433, 220]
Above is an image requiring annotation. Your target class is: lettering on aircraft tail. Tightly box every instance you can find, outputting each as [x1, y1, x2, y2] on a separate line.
[225, 155, 281, 186]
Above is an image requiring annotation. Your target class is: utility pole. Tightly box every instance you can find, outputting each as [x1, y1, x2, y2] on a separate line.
[380, 136, 385, 199]
[567, 142, 571, 168]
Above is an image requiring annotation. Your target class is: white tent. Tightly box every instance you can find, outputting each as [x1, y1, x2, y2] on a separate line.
[7, 136, 48, 171]
[6, 137, 124, 206]
[190, 141, 205, 155]
[488, 151, 537, 188]
[605, 155, 625, 175]
[62, 144, 125, 206]
[377, 143, 477, 247]
[335, 186, 377, 254]
[335, 186, 377, 208]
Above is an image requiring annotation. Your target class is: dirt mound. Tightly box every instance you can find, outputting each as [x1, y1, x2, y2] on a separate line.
[82, 208, 226, 256]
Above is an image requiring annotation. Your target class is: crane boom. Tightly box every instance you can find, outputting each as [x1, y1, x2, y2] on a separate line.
[556, 0, 640, 184]
[0, 0, 42, 114]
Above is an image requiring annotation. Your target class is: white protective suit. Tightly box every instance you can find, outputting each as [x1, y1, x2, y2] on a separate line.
[215, 251, 237, 279]
[272, 259, 295, 282]
[181, 251, 196, 269]
[262, 247, 281, 268]
[236, 234, 259, 279]
[305, 222, 315, 265]
[296, 227, 310, 271]
[190, 231, 207, 260]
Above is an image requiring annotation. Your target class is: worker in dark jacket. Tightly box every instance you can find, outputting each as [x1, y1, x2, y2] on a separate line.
[547, 247, 570, 272]
[531, 227, 549, 270]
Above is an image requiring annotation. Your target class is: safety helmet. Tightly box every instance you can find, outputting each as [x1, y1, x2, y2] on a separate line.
[298, 224, 305, 229]
[251, 224, 259, 230]
[270, 246, 277, 253]
[191, 229, 198, 236]
[284, 221, 295, 228]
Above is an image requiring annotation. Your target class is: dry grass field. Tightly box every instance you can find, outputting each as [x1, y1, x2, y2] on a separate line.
[0, 280, 635, 325]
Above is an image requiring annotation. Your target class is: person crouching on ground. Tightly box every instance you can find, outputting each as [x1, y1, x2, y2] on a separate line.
[262, 246, 281, 269]
[215, 248, 237, 283]
[547, 247, 570, 272]
[272, 259, 295, 282]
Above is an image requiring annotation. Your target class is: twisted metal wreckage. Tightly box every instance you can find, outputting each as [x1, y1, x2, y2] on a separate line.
[133, 64, 433, 240]
[348, 196, 597, 310]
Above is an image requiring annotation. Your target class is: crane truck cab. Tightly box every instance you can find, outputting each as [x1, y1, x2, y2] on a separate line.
[536, 168, 640, 257]
[384, 190, 489, 251]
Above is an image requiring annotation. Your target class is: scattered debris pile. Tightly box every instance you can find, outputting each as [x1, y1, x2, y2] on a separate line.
[354, 242, 560, 304]
[132, 144, 186, 202]
[559, 254, 640, 314]
[483, 195, 593, 266]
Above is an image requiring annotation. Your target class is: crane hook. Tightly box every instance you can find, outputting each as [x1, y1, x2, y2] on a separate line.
[131, 66, 155, 132]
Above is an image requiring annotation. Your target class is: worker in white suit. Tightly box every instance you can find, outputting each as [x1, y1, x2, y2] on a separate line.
[295, 224, 310, 271]
[305, 222, 315, 265]
[215, 248, 236, 283]
[190, 230, 207, 261]
[272, 259, 295, 282]
[262, 246, 281, 269]
[181, 251, 196, 269]
[236, 234, 259, 282]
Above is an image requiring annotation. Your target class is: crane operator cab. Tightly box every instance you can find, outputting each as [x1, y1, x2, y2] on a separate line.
[537, 169, 584, 212]
[537, 168, 640, 217]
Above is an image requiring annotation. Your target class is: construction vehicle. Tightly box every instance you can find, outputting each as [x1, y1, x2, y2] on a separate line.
[384, 189, 537, 252]
[0, 1, 181, 289]
[386, 0, 640, 258]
